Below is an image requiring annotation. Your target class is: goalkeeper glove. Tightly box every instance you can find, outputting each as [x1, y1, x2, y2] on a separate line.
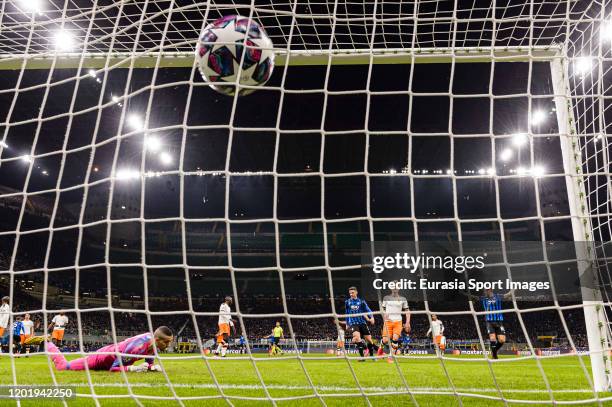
[127, 364, 149, 373]
[147, 364, 162, 372]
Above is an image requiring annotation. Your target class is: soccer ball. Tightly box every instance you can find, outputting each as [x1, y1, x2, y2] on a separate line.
[195, 15, 275, 96]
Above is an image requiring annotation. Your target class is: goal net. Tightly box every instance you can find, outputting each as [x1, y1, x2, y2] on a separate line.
[0, 0, 611, 404]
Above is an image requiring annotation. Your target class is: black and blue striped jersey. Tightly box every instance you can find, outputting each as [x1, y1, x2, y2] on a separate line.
[481, 294, 504, 322]
[345, 297, 373, 326]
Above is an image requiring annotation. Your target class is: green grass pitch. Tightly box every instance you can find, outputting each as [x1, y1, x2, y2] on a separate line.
[0, 353, 609, 406]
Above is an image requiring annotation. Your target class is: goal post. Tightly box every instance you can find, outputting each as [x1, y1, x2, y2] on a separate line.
[550, 53, 612, 392]
[0, 46, 562, 70]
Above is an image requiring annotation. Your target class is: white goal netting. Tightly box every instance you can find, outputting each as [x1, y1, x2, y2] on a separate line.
[0, 0, 612, 405]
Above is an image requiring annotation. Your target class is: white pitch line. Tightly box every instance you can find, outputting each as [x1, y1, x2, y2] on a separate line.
[60, 383, 602, 394]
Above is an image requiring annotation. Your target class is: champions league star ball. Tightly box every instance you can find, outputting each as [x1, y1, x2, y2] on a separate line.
[195, 15, 275, 96]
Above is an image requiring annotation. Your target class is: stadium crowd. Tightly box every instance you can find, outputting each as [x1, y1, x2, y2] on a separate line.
[0, 279, 589, 349]
[0, 240, 591, 350]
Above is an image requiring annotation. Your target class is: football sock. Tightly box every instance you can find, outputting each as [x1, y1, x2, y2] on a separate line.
[367, 342, 377, 357]
[357, 341, 365, 357]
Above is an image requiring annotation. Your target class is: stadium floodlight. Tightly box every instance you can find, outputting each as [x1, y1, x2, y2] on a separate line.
[574, 57, 592, 75]
[516, 167, 528, 176]
[20, 154, 32, 163]
[53, 30, 75, 51]
[486, 168, 495, 176]
[159, 152, 173, 166]
[531, 165, 545, 177]
[145, 171, 162, 178]
[601, 21, 612, 42]
[127, 114, 144, 131]
[111, 95, 122, 107]
[511, 133, 528, 147]
[499, 148, 513, 161]
[530, 110, 546, 126]
[144, 136, 161, 152]
[115, 168, 140, 181]
[19, 0, 42, 13]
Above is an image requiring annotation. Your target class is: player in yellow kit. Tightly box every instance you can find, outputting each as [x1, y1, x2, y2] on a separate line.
[267, 321, 284, 356]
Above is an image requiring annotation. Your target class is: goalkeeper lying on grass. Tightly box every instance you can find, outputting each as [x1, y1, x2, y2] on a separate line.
[27, 326, 173, 372]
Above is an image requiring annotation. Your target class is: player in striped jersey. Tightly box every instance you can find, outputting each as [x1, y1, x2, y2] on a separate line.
[344, 287, 379, 361]
[11, 317, 24, 354]
[481, 289, 513, 359]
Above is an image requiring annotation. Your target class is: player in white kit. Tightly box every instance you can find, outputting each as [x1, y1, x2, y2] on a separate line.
[336, 321, 346, 355]
[21, 313, 34, 355]
[49, 313, 69, 346]
[381, 287, 410, 361]
[215, 296, 234, 357]
[0, 297, 10, 345]
[426, 314, 446, 355]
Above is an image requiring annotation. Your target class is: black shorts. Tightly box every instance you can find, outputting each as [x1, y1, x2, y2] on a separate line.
[272, 336, 280, 345]
[347, 324, 371, 337]
[486, 322, 506, 336]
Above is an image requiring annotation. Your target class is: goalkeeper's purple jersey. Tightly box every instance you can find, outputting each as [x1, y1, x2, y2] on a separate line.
[92, 333, 154, 371]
